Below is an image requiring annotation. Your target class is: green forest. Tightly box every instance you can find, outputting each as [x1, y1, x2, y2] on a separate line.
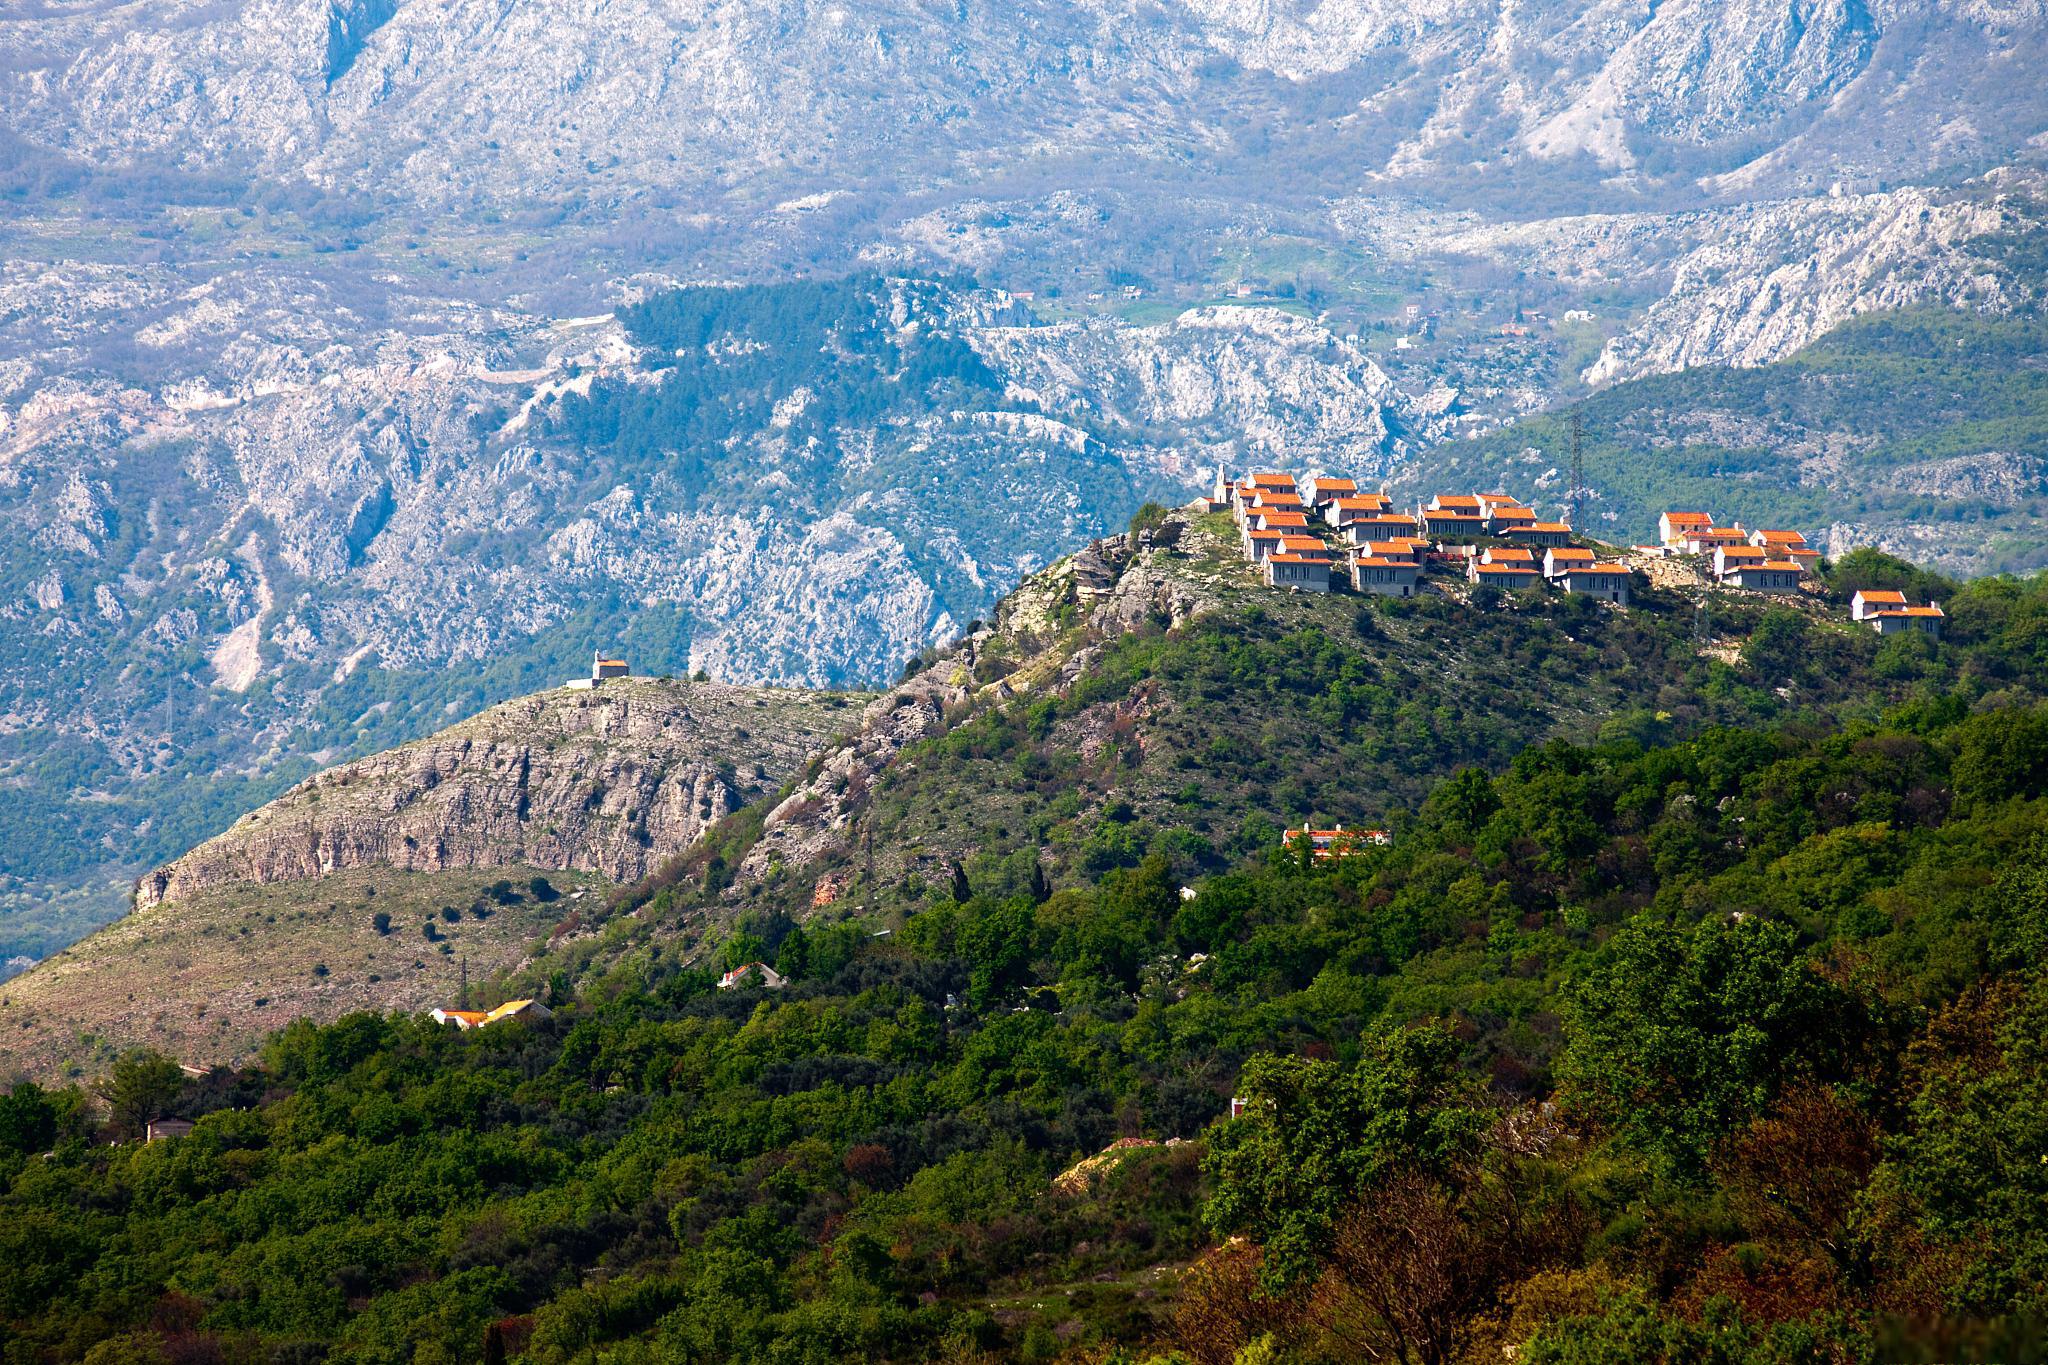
[5, 557, 2048, 1363]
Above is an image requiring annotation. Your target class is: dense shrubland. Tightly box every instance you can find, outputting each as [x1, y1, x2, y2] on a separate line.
[8, 664, 2048, 1360]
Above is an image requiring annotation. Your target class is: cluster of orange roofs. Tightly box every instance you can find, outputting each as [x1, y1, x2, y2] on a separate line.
[1204, 467, 1630, 605]
[1657, 512, 1944, 636]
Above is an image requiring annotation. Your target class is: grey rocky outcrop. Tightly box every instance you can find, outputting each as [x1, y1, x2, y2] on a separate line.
[133, 679, 858, 909]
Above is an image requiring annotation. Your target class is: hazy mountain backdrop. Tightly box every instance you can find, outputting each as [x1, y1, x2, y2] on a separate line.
[2, 0, 2045, 961]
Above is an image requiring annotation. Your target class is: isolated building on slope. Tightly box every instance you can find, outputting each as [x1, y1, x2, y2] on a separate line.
[1868, 604, 1945, 638]
[718, 962, 789, 990]
[430, 999, 553, 1029]
[568, 650, 630, 690]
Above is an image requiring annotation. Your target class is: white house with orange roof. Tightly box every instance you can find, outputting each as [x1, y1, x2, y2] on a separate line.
[1480, 546, 1536, 566]
[1267, 553, 1332, 591]
[1245, 529, 1287, 562]
[718, 962, 788, 991]
[1353, 553, 1421, 597]
[1307, 476, 1359, 508]
[1470, 559, 1543, 591]
[1247, 508, 1311, 535]
[567, 650, 630, 690]
[1286, 823, 1391, 859]
[1364, 539, 1424, 565]
[431, 999, 554, 1029]
[1867, 603, 1945, 638]
[1344, 512, 1422, 544]
[1325, 493, 1394, 527]
[1543, 546, 1594, 580]
[1681, 526, 1751, 555]
[1750, 529, 1820, 573]
[1851, 589, 1908, 620]
[1712, 545, 1769, 581]
[1659, 512, 1715, 548]
[1723, 559, 1804, 593]
[1276, 534, 1335, 561]
[1419, 501, 1487, 540]
[1477, 496, 1538, 534]
[1557, 563, 1632, 605]
[1500, 521, 1573, 550]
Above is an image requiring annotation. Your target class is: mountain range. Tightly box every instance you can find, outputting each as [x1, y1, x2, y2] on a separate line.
[2, 0, 2046, 964]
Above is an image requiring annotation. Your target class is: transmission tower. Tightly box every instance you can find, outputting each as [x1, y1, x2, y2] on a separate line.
[1570, 410, 1584, 531]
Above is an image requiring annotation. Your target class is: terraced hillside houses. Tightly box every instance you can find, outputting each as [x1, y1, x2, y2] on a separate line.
[1213, 468, 1634, 605]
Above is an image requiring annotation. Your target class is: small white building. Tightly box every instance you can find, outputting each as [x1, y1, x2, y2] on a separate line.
[567, 650, 630, 690]
[1850, 590, 1909, 621]
[431, 999, 553, 1029]
[1557, 564, 1632, 605]
[1658, 512, 1715, 548]
[1352, 556, 1421, 597]
[1868, 605, 1945, 639]
[718, 962, 788, 991]
[1267, 554, 1332, 592]
[1723, 562, 1804, 593]
[1543, 547, 1594, 580]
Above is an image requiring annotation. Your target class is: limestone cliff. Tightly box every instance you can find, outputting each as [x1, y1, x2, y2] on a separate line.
[133, 678, 865, 909]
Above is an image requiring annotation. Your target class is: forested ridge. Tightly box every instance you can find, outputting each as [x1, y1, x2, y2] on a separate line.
[6, 552, 2048, 1363]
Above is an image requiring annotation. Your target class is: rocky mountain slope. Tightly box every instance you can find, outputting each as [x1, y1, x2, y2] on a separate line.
[132, 678, 865, 910]
[5, 0, 2043, 206]
[0, 675, 864, 1079]
[1, 0, 2044, 969]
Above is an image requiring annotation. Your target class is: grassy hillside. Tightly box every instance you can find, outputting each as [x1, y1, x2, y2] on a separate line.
[0, 866, 603, 1082]
[1399, 307, 2048, 575]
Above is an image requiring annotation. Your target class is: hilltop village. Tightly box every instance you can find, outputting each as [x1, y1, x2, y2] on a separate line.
[1207, 468, 1948, 637]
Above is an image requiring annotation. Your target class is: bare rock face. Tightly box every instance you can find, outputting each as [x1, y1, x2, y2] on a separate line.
[134, 678, 863, 909]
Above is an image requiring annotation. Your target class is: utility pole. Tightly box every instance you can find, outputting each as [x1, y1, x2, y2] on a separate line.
[1570, 410, 1585, 531]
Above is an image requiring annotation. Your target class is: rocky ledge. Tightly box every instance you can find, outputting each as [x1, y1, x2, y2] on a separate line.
[133, 678, 866, 909]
